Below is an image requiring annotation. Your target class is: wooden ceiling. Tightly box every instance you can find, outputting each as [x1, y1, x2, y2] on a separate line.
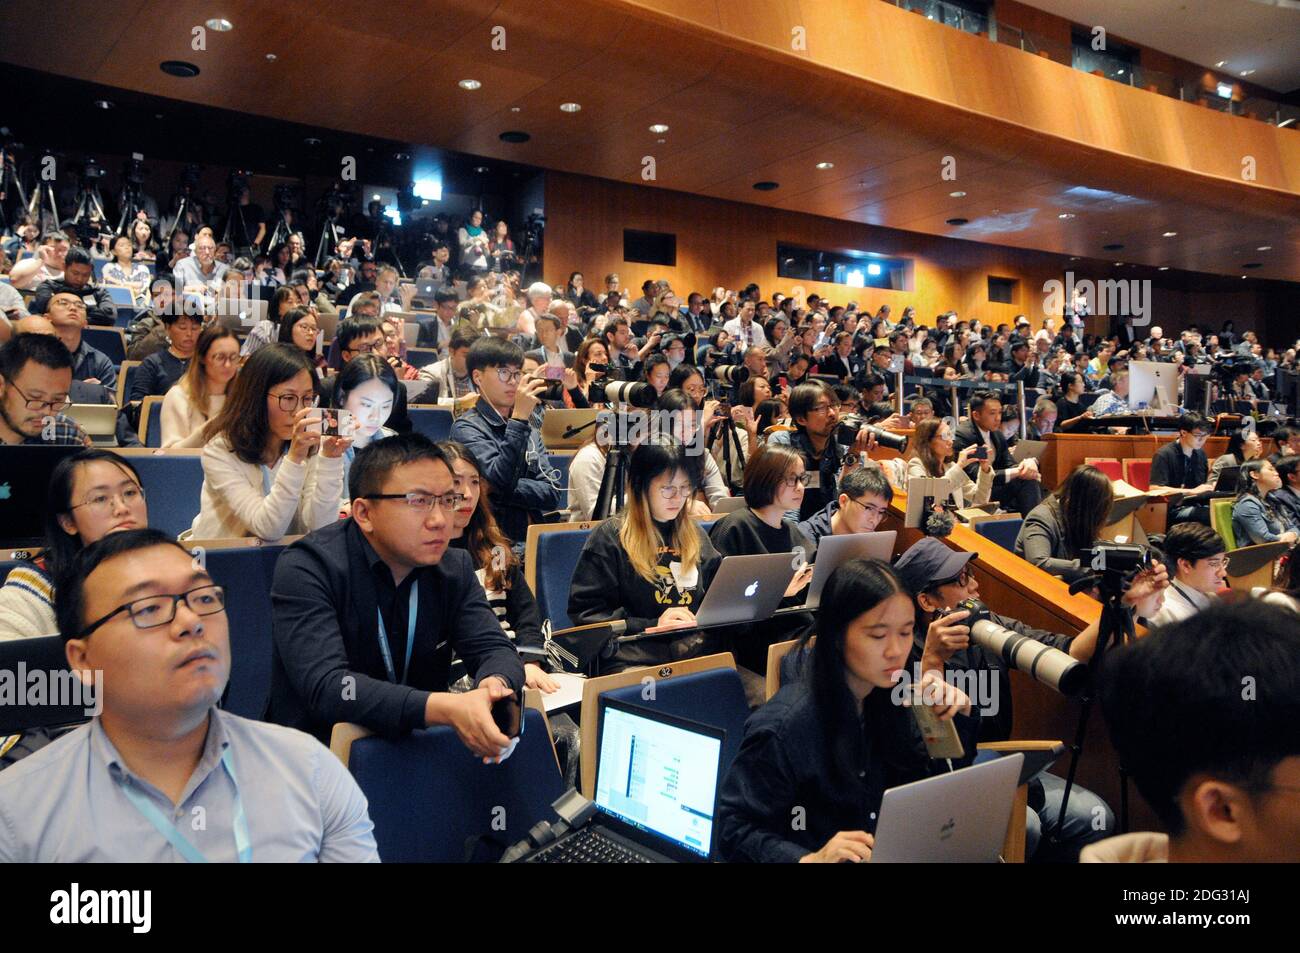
[1, 0, 1297, 282]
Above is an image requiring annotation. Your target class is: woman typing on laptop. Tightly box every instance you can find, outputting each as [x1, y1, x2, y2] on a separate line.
[716, 558, 975, 863]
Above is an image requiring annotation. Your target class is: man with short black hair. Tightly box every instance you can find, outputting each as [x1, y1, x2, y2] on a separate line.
[130, 311, 202, 401]
[418, 289, 460, 353]
[1268, 427, 1300, 466]
[268, 436, 525, 752]
[427, 325, 478, 401]
[8, 230, 70, 291]
[795, 464, 894, 545]
[30, 245, 116, 326]
[952, 390, 1042, 516]
[43, 291, 117, 392]
[1147, 522, 1226, 626]
[0, 529, 379, 861]
[0, 333, 90, 446]
[769, 380, 876, 520]
[1150, 412, 1213, 526]
[449, 337, 561, 546]
[524, 312, 569, 368]
[1087, 602, 1300, 862]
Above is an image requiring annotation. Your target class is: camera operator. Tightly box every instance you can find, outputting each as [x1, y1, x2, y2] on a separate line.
[767, 380, 879, 521]
[896, 536, 1165, 861]
[448, 337, 562, 549]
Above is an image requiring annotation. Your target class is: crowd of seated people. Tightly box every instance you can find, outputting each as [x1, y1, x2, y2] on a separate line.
[4, 211, 1300, 865]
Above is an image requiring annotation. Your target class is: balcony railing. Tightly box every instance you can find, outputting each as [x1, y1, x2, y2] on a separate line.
[888, 0, 1298, 129]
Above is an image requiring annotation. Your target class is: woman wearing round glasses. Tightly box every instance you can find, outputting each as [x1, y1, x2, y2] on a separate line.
[161, 327, 240, 449]
[190, 345, 350, 541]
[0, 449, 148, 639]
[907, 417, 993, 508]
[568, 436, 724, 672]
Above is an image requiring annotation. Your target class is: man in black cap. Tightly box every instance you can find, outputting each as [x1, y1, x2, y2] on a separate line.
[893, 536, 1166, 862]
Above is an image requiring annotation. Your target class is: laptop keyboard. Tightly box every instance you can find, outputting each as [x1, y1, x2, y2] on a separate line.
[530, 827, 655, 863]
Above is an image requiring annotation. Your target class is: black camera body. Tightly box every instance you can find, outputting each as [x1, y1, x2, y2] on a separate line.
[1079, 543, 1152, 576]
[833, 414, 909, 453]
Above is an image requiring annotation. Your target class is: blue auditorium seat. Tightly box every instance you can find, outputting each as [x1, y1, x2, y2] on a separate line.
[408, 407, 453, 442]
[974, 518, 1023, 552]
[202, 545, 286, 720]
[126, 453, 205, 539]
[0, 636, 90, 734]
[604, 667, 750, 779]
[83, 327, 126, 366]
[534, 526, 594, 631]
[348, 709, 563, 862]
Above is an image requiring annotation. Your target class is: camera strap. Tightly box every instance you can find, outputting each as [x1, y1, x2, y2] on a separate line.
[376, 585, 419, 685]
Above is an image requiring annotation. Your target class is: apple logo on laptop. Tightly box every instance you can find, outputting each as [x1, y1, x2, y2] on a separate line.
[744, 580, 759, 598]
[939, 818, 956, 841]
[0, 483, 10, 501]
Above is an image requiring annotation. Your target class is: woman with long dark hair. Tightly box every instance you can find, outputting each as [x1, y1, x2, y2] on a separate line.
[191, 344, 349, 540]
[717, 558, 974, 862]
[908, 417, 993, 508]
[1232, 460, 1299, 546]
[0, 450, 148, 639]
[1210, 428, 1264, 485]
[568, 436, 724, 671]
[1014, 464, 1113, 582]
[161, 326, 240, 448]
[276, 305, 328, 379]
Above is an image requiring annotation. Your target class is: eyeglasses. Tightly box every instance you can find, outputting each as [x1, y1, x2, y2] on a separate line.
[209, 353, 240, 366]
[269, 391, 317, 412]
[808, 402, 839, 415]
[848, 497, 889, 519]
[492, 368, 524, 384]
[7, 381, 72, 414]
[295, 324, 320, 336]
[363, 491, 468, 512]
[1204, 556, 1230, 570]
[70, 484, 145, 514]
[347, 342, 381, 354]
[780, 472, 812, 488]
[78, 584, 226, 637]
[929, 567, 974, 592]
[658, 483, 694, 500]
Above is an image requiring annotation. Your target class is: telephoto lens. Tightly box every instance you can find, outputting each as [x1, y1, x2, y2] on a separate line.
[588, 379, 659, 407]
[953, 598, 1087, 696]
[710, 365, 749, 386]
[833, 414, 909, 453]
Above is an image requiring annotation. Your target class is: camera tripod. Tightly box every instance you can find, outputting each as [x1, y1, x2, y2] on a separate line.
[314, 213, 342, 268]
[163, 193, 194, 245]
[707, 414, 746, 492]
[1055, 561, 1140, 843]
[114, 183, 144, 237]
[0, 144, 29, 235]
[266, 206, 297, 252]
[71, 179, 108, 227]
[221, 199, 254, 253]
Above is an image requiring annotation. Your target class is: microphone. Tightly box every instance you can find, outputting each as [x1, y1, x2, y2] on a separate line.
[952, 598, 1087, 696]
[924, 510, 956, 538]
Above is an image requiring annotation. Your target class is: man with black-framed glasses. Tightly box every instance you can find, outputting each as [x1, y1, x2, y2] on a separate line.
[1147, 522, 1227, 627]
[0, 332, 90, 446]
[268, 434, 525, 754]
[449, 336, 562, 547]
[0, 530, 379, 861]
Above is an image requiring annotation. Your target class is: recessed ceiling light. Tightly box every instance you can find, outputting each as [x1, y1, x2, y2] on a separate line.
[1242, 275, 1248, 279]
[474, 166, 489, 173]
[656, 138, 666, 144]
[559, 102, 581, 113]
[159, 60, 201, 77]
[304, 137, 321, 146]
[93, 100, 114, 109]
[1117, 69, 1125, 75]
[1162, 231, 1177, 237]
[265, 53, 277, 61]
[1069, 256, 1080, 261]
[1241, 69, 1255, 76]
[816, 162, 835, 170]
[394, 152, 410, 161]
[949, 190, 966, 197]
[1113, 262, 1123, 266]
[458, 79, 481, 90]
[648, 124, 669, 134]
[205, 18, 233, 31]
[1257, 245, 1272, 251]
[499, 131, 530, 143]
[945, 217, 969, 226]
[752, 181, 779, 191]
[510, 106, 521, 113]
[1159, 266, 1169, 271]
[1103, 243, 1124, 251]
[372, 194, 381, 201]
[1216, 61, 1226, 68]
[1058, 212, 1075, 219]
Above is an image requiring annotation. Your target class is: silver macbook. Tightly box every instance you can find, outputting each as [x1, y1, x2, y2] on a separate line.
[775, 530, 896, 614]
[871, 753, 1023, 863]
[692, 553, 795, 628]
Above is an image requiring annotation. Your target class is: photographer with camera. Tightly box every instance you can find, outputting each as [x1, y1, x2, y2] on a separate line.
[449, 337, 562, 549]
[896, 536, 1164, 861]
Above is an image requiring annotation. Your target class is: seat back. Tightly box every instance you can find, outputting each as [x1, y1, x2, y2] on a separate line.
[83, 327, 127, 366]
[974, 517, 1023, 552]
[347, 709, 563, 862]
[408, 406, 453, 443]
[1084, 457, 1123, 482]
[405, 346, 440, 369]
[201, 545, 285, 719]
[116, 360, 141, 407]
[1210, 498, 1237, 551]
[139, 395, 165, 447]
[530, 526, 595, 631]
[0, 636, 91, 734]
[1122, 458, 1152, 492]
[765, 638, 801, 701]
[119, 451, 205, 538]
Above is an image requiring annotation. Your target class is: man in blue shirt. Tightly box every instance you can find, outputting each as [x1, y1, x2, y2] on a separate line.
[45, 290, 117, 392]
[0, 530, 379, 862]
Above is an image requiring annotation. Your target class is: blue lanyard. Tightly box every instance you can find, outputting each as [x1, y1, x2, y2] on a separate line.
[376, 584, 418, 684]
[116, 748, 251, 863]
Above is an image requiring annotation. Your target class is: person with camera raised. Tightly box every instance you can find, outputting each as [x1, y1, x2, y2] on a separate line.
[895, 536, 1164, 861]
[952, 389, 1042, 517]
[448, 336, 562, 549]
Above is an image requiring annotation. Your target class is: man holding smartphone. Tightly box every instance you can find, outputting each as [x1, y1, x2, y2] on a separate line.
[952, 390, 1042, 516]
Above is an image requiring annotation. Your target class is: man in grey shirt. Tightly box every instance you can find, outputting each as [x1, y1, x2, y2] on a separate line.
[172, 234, 228, 296]
[0, 529, 378, 862]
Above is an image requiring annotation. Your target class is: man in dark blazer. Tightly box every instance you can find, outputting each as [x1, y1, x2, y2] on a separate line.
[952, 390, 1044, 516]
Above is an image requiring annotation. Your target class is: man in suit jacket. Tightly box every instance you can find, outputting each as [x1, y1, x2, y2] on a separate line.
[522, 312, 571, 367]
[952, 390, 1043, 516]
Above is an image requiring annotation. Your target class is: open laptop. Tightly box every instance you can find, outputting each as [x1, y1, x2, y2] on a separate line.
[693, 553, 795, 628]
[526, 698, 724, 863]
[774, 531, 896, 615]
[0, 446, 83, 547]
[215, 297, 267, 332]
[870, 753, 1024, 863]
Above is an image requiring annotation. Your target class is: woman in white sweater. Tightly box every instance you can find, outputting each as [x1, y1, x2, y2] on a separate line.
[190, 344, 349, 541]
[907, 417, 994, 508]
[161, 326, 239, 448]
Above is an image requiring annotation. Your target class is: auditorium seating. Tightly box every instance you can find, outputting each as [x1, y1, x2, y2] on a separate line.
[335, 708, 564, 862]
[1123, 458, 1152, 491]
[0, 635, 89, 735]
[1084, 457, 1123, 482]
[201, 543, 287, 719]
[114, 449, 204, 539]
[83, 327, 127, 366]
[117, 360, 140, 407]
[104, 285, 134, 309]
[405, 347, 440, 369]
[407, 406, 453, 443]
[1210, 498, 1237, 550]
[524, 520, 599, 632]
[139, 395, 164, 447]
[974, 517, 1023, 552]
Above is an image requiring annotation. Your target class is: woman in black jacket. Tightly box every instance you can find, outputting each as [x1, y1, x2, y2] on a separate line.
[716, 558, 975, 862]
[567, 436, 722, 671]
